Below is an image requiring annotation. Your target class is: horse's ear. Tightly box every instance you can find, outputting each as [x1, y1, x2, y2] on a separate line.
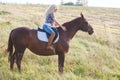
[80, 13, 84, 19]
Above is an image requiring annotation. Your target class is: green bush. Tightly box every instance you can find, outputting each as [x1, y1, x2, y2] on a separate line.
[0, 10, 11, 15]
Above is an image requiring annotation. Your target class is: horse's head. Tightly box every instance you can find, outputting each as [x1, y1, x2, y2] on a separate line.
[78, 13, 94, 35]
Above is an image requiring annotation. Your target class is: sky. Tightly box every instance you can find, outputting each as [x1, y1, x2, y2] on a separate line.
[0, 0, 120, 8]
[88, 0, 120, 8]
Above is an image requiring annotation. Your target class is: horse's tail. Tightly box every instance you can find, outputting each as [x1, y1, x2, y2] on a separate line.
[7, 30, 13, 62]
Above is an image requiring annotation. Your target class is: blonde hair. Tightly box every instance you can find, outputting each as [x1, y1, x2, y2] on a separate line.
[45, 4, 57, 17]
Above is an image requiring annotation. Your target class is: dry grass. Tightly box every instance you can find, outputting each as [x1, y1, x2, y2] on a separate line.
[0, 3, 120, 80]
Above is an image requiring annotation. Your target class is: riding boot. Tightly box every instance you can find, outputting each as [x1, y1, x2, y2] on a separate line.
[47, 33, 55, 50]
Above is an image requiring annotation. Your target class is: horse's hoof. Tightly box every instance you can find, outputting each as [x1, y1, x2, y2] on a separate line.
[58, 67, 63, 75]
[59, 71, 63, 75]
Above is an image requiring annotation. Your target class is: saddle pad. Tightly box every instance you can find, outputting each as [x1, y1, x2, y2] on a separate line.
[37, 31, 59, 43]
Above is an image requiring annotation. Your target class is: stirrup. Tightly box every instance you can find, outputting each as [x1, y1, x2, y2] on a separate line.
[47, 45, 55, 54]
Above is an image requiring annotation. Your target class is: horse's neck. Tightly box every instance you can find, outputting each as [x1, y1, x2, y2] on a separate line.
[66, 27, 79, 42]
[62, 20, 79, 42]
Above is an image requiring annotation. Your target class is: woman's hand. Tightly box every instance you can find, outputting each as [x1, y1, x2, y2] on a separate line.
[61, 26, 67, 31]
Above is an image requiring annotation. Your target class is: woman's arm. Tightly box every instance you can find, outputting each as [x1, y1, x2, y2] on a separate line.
[53, 18, 67, 31]
[53, 18, 61, 26]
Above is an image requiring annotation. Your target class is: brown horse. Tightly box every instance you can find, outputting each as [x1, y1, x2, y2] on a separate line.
[7, 13, 94, 73]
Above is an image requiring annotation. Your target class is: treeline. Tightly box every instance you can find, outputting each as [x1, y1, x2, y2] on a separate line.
[62, 2, 85, 6]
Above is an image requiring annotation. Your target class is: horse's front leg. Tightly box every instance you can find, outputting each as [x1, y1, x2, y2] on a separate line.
[58, 52, 65, 74]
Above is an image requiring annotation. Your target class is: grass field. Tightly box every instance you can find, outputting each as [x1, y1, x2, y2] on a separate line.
[0, 3, 120, 80]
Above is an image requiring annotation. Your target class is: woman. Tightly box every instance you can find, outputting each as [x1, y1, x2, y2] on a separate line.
[43, 4, 66, 50]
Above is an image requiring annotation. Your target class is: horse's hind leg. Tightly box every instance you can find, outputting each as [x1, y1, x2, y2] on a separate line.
[15, 47, 26, 72]
[10, 51, 16, 71]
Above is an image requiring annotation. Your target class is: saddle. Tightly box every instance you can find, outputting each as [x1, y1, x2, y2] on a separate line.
[37, 27, 59, 43]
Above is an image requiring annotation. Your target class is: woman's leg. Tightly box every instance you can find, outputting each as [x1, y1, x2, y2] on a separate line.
[47, 32, 55, 49]
[43, 24, 55, 50]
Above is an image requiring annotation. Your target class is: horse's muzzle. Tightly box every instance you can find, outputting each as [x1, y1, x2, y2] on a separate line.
[88, 30, 94, 35]
[88, 27, 94, 35]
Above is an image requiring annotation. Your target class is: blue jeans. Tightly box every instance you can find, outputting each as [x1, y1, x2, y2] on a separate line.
[43, 24, 55, 34]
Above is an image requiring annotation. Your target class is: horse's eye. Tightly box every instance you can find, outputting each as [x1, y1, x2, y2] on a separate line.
[84, 22, 88, 25]
[85, 22, 88, 24]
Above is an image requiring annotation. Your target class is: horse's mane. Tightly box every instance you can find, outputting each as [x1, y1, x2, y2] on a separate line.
[58, 17, 81, 30]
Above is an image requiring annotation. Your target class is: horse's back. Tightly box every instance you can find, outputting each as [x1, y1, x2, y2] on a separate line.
[12, 27, 30, 35]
